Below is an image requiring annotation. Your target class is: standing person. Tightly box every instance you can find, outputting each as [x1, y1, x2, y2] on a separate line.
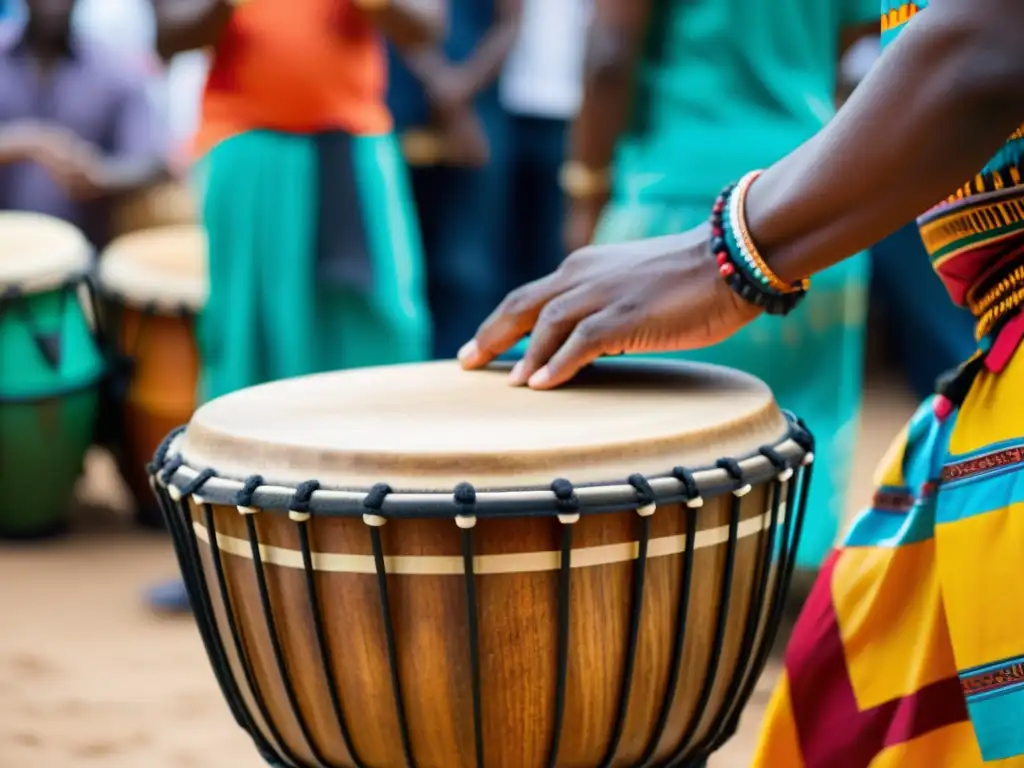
[498, 0, 590, 287]
[145, 0, 440, 613]
[0, 0, 164, 249]
[387, 0, 522, 359]
[459, 0, 1024, 761]
[560, 0, 879, 571]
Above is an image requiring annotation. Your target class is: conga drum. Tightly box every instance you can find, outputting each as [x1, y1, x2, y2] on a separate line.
[0, 212, 105, 537]
[149, 360, 814, 767]
[98, 225, 207, 528]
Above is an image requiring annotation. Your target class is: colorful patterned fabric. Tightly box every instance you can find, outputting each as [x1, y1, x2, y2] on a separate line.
[754, 355, 1024, 765]
[753, 2, 1024, 764]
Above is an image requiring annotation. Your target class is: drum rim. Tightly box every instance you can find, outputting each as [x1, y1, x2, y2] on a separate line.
[148, 411, 814, 519]
[97, 224, 208, 313]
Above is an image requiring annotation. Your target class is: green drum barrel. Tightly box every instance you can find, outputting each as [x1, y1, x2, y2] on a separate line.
[0, 213, 105, 538]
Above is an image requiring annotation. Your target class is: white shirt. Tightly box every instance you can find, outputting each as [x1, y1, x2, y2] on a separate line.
[499, 0, 591, 120]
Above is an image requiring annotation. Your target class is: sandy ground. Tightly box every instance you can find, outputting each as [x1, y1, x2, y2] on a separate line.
[0, 370, 919, 768]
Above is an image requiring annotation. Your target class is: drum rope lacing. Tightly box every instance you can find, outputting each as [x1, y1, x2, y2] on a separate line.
[148, 416, 815, 768]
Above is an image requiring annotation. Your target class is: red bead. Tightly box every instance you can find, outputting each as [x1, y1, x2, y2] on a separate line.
[713, 200, 725, 214]
[711, 225, 724, 237]
[716, 252, 729, 266]
[719, 263, 735, 277]
[932, 394, 954, 422]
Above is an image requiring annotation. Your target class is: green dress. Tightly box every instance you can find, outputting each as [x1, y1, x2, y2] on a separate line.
[595, 0, 878, 570]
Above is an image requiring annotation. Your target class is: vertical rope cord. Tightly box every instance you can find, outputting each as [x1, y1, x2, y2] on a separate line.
[546, 478, 579, 768]
[454, 482, 486, 768]
[364, 483, 418, 768]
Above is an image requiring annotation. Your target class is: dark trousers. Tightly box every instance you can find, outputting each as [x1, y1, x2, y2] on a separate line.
[410, 105, 510, 360]
[505, 113, 570, 288]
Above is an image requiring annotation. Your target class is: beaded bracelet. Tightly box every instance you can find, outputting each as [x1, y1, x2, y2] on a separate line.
[708, 173, 808, 316]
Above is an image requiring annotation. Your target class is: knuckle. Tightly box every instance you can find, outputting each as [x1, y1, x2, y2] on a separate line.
[573, 316, 611, 347]
[499, 287, 535, 318]
[537, 297, 575, 329]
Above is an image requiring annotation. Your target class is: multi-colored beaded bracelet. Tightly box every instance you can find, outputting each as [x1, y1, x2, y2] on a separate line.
[708, 173, 808, 316]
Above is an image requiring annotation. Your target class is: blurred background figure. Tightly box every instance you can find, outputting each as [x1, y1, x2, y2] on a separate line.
[143, 0, 440, 613]
[563, 0, 878, 570]
[387, 0, 521, 359]
[499, 0, 590, 288]
[0, 0, 165, 250]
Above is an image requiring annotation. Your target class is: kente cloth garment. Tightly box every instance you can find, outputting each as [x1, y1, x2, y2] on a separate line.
[753, 1, 1024, 765]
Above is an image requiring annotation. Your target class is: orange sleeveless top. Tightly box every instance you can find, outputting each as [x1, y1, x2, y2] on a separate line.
[194, 0, 392, 155]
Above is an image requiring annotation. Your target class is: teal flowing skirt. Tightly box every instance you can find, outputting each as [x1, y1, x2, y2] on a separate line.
[193, 130, 431, 403]
[595, 201, 869, 570]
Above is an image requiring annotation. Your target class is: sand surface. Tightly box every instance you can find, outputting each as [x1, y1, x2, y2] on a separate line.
[0, 372, 918, 768]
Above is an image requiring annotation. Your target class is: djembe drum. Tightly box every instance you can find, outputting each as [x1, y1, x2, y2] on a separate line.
[0, 212, 105, 537]
[148, 360, 813, 768]
[98, 225, 207, 528]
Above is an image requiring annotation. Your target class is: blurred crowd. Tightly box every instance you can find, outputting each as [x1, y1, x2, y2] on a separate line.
[0, 0, 977, 610]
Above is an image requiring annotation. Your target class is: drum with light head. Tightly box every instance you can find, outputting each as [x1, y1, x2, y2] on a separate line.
[0, 212, 105, 537]
[98, 224, 207, 529]
[148, 359, 813, 768]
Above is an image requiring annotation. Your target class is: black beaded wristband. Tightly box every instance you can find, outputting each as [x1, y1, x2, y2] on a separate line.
[708, 182, 806, 317]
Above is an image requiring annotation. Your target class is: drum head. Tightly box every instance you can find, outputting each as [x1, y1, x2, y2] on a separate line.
[98, 224, 207, 312]
[180, 359, 788, 489]
[0, 212, 91, 293]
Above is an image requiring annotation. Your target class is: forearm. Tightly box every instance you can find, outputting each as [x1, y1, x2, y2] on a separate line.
[448, 0, 522, 99]
[356, 0, 445, 49]
[570, 16, 645, 172]
[99, 156, 168, 198]
[749, 7, 1024, 283]
[151, 0, 234, 60]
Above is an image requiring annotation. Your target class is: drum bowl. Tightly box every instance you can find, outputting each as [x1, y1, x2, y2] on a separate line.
[147, 363, 814, 768]
[107, 303, 198, 529]
[0, 283, 104, 538]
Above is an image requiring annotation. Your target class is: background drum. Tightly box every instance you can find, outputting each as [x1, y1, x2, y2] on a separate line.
[150, 359, 813, 768]
[110, 181, 198, 239]
[0, 212, 105, 538]
[98, 224, 207, 529]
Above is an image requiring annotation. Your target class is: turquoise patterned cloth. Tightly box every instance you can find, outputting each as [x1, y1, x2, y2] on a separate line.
[596, 203, 870, 570]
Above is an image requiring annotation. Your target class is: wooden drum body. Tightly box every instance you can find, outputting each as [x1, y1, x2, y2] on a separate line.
[149, 361, 814, 768]
[98, 226, 207, 528]
[0, 213, 105, 538]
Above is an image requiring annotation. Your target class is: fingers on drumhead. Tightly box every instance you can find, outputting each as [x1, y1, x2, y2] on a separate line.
[461, 275, 561, 369]
[529, 311, 619, 390]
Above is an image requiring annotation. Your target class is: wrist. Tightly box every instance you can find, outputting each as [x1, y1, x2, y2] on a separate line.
[560, 161, 611, 200]
[709, 174, 808, 316]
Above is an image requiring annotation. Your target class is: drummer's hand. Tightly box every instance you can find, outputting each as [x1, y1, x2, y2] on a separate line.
[436, 104, 490, 168]
[457, 223, 762, 389]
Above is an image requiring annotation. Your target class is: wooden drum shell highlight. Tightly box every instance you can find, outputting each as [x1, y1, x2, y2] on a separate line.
[116, 306, 198, 516]
[171, 482, 792, 768]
